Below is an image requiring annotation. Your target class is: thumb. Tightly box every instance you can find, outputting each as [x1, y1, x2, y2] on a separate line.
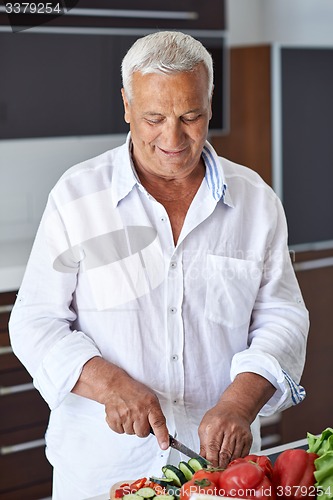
[149, 416, 170, 451]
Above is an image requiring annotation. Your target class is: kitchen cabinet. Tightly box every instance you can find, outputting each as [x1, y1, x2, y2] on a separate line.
[211, 45, 333, 444]
[0, 0, 226, 30]
[0, 291, 52, 500]
[0, 0, 227, 138]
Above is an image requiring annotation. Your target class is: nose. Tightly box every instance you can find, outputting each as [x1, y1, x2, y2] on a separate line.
[162, 119, 186, 150]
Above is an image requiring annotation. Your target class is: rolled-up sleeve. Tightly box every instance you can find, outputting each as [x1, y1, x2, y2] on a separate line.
[9, 196, 102, 410]
[230, 196, 309, 415]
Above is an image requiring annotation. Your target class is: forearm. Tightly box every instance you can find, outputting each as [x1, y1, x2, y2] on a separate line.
[72, 356, 128, 405]
[218, 372, 276, 423]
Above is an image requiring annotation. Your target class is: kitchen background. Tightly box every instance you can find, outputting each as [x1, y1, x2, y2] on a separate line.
[0, 0, 333, 498]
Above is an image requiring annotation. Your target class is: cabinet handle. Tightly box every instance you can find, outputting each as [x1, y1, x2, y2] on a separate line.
[0, 304, 13, 313]
[65, 8, 199, 21]
[0, 438, 45, 455]
[0, 345, 13, 355]
[0, 382, 34, 396]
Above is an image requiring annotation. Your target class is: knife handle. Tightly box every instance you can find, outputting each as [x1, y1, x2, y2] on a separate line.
[149, 426, 171, 444]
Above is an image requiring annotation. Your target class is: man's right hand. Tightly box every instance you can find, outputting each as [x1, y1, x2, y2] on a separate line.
[72, 356, 170, 450]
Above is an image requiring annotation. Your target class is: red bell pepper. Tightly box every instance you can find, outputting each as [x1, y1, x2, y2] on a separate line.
[219, 460, 276, 499]
[272, 448, 319, 500]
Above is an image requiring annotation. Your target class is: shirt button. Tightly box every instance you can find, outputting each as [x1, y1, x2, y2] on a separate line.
[171, 354, 178, 361]
[173, 400, 177, 404]
[170, 261, 177, 269]
[169, 306, 177, 314]
[160, 216, 167, 222]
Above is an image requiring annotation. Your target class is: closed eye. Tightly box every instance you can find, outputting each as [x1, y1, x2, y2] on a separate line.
[182, 114, 201, 123]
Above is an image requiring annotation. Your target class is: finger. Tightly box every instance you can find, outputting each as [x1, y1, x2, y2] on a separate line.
[133, 419, 151, 438]
[122, 421, 135, 435]
[148, 412, 169, 450]
[218, 435, 235, 468]
[218, 447, 233, 468]
[201, 439, 224, 468]
[105, 414, 125, 434]
[232, 439, 249, 461]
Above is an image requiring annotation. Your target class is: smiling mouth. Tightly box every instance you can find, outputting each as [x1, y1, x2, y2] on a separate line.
[158, 146, 187, 156]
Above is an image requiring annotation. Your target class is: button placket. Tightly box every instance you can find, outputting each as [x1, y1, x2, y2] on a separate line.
[166, 250, 185, 410]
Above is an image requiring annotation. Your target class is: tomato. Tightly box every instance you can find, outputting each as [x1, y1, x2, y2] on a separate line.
[219, 461, 275, 499]
[192, 468, 224, 485]
[180, 478, 218, 500]
[228, 454, 274, 480]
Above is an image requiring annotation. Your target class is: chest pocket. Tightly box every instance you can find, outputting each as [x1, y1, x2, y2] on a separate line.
[205, 254, 263, 328]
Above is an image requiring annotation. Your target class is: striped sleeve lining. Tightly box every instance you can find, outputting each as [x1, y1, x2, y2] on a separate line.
[282, 369, 306, 405]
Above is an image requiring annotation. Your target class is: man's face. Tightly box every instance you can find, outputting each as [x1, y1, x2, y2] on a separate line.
[121, 64, 212, 180]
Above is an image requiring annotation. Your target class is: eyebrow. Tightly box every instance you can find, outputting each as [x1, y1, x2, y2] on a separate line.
[143, 109, 202, 117]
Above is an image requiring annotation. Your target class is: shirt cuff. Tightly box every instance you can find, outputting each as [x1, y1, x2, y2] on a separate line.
[230, 348, 306, 416]
[33, 331, 102, 410]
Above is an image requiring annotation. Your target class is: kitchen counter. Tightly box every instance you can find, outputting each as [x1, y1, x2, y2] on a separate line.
[0, 238, 33, 292]
[86, 438, 308, 500]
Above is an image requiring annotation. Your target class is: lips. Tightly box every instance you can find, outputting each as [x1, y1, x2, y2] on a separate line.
[157, 146, 187, 156]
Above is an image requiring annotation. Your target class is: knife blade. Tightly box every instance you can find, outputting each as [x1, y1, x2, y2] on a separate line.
[168, 434, 208, 462]
[150, 428, 208, 462]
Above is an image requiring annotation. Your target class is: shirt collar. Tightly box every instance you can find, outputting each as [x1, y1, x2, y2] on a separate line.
[202, 140, 234, 207]
[111, 133, 139, 207]
[111, 133, 234, 208]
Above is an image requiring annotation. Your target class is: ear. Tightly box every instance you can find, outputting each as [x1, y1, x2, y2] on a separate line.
[121, 88, 131, 124]
[209, 85, 214, 120]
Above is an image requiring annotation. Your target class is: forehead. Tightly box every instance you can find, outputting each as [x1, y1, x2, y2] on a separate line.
[131, 64, 209, 102]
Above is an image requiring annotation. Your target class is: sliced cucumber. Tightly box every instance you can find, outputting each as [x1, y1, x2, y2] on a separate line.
[123, 495, 143, 500]
[187, 457, 209, 472]
[178, 461, 195, 481]
[163, 484, 181, 498]
[162, 465, 186, 487]
[154, 496, 175, 500]
[136, 488, 156, 499]
[149, 477, 175, 487]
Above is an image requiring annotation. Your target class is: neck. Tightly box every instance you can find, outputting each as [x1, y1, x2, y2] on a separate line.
[135, 161, 206, 202]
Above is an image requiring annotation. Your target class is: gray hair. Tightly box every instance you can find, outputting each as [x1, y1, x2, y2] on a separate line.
[121, 31, 214, 101]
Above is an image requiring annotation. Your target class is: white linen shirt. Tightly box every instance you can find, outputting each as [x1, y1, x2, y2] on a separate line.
[9, 135, 309, 498]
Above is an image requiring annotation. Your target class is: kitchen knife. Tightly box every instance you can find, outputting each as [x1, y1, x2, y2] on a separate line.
[150, 428, 208, 462]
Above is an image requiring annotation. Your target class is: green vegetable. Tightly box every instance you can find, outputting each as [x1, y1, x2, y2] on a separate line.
[307, 428, 333, 456]
[307, 427, 333, 499]
[178, 461, 195, 481]
[162, 465, 187, 487]
[149, 477, 175, 487]
[136, 488, 156, 499]
[313, 452, 333, 499]
[187, 457, 209, 471]
[123, 495, 144, 500]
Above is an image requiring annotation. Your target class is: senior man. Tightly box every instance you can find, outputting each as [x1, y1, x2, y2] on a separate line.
[9, 31, 309, 499]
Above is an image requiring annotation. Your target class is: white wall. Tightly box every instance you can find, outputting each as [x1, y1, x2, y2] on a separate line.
[0, 134, 126, 243]
[227, 0, 333, 46]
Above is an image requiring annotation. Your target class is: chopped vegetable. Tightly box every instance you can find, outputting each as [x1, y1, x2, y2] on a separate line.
[178, 461, 195, 481]
[187, 456, 209, 472]
[123, 495, 144, 500]
[162, 465, 187, 487]
[130, 478, 149, 492]
[149, 478, 174, 488]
